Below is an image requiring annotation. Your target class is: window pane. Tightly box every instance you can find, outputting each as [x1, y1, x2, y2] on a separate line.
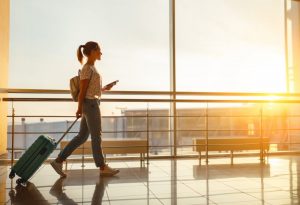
[10, 0, 169, 91]
[176, 0, 285, 92]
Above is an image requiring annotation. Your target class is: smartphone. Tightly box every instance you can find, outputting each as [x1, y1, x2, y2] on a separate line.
[107, 80, 119, 87]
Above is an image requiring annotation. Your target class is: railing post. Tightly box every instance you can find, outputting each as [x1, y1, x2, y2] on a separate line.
[9, 102, 15, 205]
[146, 105, 149, 165]
[11, 106, 15, 167]
[287, 110, 291, 151]
[205, 103, 209, 164]
[260, 104, 264, 162]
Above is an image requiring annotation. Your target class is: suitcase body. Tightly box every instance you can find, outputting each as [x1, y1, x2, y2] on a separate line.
[10, 135, 57, 184]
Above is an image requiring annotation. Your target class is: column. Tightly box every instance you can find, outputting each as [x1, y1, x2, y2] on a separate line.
[0, 0, 10, 155]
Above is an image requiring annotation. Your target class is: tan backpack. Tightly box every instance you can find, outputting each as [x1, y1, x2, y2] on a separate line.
[70, 70, 93, 102]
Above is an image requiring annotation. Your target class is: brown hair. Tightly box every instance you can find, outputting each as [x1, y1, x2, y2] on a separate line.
[77, 41, 100, 64]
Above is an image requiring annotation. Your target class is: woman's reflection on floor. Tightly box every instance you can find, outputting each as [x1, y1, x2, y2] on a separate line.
[49, 177, 77, 205]
[10, 176, 114, 204]
[50, 176, 115, 205]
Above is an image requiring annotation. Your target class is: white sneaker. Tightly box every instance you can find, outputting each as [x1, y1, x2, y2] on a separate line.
[50, 160, 66, 177]
[100, 165, 119, 176]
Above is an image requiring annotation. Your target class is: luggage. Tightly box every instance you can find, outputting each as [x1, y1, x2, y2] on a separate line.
[9, 118, 78, 185]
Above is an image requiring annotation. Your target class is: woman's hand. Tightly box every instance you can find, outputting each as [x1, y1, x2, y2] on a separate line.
[102, 80, 118, 91]
[76, 107, 82, 118]
[103, 84, 114, 91]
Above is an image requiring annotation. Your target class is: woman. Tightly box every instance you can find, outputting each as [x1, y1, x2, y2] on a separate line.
[51, 41, 119, 177]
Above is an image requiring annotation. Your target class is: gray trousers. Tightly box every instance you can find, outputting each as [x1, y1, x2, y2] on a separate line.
[58, 99, 105, 167]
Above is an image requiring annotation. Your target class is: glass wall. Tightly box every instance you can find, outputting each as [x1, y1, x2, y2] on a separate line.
[9, 0, 170, 91]
[176, 0, 285, 93]
[174, 0, 287, 156]
[6, 0, 297, 160]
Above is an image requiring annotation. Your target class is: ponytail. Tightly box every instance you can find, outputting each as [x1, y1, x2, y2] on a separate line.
[77, 42, 99, 64]
[77, 45, 84, 64]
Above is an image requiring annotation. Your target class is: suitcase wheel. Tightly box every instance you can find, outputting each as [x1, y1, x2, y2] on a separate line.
[16, 178, 26, 186]
[9, 171, 15, 179]
[8, 189, 15, 198]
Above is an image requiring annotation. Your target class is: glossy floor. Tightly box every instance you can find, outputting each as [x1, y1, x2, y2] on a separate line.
[1, 156, 300, 205]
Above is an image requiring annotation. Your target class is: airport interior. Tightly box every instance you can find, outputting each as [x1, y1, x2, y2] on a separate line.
[1, 0, 300, 204]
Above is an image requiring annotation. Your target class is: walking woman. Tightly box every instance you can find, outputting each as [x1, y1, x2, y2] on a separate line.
[51, 41, 119, 177]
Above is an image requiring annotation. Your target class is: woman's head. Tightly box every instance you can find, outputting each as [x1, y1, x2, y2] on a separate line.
[77, 41, 102, 64]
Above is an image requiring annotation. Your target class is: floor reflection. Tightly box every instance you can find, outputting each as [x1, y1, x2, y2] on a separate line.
[9, 175, 117, 205]
[193, 163, 271, 179]
[9, 182, 49, 205]
[49, 177, 78, 205]
[192, 163, 270, 205]
[2, 157, 300, 204]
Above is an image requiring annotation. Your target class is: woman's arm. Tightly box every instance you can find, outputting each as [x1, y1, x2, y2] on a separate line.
[76, 79, 89, 118]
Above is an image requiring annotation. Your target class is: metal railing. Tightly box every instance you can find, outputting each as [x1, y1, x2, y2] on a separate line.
[2, 88, 300, 166]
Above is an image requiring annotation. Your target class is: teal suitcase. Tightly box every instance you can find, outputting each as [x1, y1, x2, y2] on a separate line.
[9, 119, 78, 185]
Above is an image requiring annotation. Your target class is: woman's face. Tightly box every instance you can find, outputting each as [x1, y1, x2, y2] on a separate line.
[90, 47, 102, 61]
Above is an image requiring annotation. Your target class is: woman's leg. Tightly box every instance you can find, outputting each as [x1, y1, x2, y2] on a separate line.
[83, 100, 105, 167]
[57, 116, 90, 161]
[51, 116, 90, 176]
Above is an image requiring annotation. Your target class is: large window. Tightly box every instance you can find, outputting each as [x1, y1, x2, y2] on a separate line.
[176, 0, 286, 92]
[9, 0, 170, 91]
[7, 0, 294, 159]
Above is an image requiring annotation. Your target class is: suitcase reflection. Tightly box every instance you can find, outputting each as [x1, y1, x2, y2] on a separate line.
[9, 177, 109, 205]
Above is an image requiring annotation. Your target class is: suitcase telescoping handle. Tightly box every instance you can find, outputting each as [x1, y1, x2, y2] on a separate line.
[56, 118, 79, 145]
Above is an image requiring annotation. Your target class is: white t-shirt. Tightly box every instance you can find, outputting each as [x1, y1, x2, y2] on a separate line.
[80, 64, 102, 99]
